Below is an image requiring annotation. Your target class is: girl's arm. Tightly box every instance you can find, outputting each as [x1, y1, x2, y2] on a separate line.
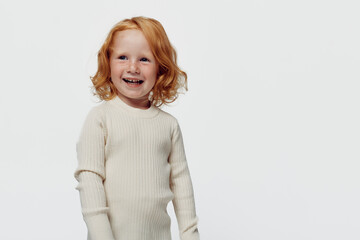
[74, 107, 115, 240]
[169, 120, 200, 240]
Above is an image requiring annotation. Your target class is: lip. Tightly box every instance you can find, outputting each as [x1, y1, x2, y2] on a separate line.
[122, 77, 144, 88]
[123, 77, 143, 81]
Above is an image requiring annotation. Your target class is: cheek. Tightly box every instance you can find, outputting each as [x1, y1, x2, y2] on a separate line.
[110, 64, 125, 76]
[144, 65, 158, 80]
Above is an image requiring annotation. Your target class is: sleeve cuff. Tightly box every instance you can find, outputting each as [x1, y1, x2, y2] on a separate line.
[84, 213, 115, 240]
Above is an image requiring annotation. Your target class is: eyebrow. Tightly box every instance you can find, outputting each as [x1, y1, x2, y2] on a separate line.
[111, 50, 154, 59]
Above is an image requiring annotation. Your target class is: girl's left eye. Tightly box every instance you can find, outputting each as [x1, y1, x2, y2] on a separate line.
[140, 57, 149, 62]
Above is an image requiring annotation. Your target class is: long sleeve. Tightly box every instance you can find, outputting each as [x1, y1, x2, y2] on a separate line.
[169, 121, 200, 240]
[74, 107, 115, 240]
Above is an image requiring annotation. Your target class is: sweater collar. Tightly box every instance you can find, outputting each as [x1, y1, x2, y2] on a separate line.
[108, 95, 160, 118]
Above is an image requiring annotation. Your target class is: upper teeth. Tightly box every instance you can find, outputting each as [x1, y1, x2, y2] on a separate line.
[124, 78, 141, 83]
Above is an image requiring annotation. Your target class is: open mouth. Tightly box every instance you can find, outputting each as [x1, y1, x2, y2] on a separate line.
[123, 78, 144, 85]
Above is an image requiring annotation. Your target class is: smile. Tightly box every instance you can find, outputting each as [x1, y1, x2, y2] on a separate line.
[123, 78, 144, 84]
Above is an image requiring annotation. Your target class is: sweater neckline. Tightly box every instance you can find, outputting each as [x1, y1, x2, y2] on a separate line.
[109, 95, 160, 118]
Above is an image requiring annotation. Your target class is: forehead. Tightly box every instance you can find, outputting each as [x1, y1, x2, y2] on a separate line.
[111, 29, 152, 53]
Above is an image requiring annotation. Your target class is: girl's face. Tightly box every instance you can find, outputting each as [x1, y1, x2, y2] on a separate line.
[109, 29, 158, 109]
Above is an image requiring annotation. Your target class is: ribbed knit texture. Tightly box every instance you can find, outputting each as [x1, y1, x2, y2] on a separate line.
[74, 95, 200, 240]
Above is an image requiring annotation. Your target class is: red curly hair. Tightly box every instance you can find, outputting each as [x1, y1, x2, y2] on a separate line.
[90, 16, 187, 107]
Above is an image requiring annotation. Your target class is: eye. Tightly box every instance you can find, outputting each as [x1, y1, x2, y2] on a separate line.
[118, 55, 127, 60]
[140, 57, 149, 62]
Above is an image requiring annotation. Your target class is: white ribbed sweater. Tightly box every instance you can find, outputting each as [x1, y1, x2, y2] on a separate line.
[74, 95, 200, 240]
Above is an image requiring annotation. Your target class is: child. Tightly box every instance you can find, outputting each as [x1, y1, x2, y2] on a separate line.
[74, 16, 200, 240]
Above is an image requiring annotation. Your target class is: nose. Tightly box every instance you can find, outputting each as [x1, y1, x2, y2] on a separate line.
[127, 60, 140, 74]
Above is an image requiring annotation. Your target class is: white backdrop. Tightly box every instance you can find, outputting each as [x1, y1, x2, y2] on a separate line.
[0, 0, 359, 239]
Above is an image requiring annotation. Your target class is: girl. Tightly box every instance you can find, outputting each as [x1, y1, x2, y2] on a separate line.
[74, 16, 200, 240]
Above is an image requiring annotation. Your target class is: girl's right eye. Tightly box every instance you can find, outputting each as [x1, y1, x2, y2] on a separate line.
[118, 56, 127, 60]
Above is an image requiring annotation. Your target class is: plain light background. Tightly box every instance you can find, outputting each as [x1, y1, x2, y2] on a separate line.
[0, 0, 359, 239]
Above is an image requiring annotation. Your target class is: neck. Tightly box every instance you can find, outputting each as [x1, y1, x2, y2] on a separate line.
[116, 94, 151, 109]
